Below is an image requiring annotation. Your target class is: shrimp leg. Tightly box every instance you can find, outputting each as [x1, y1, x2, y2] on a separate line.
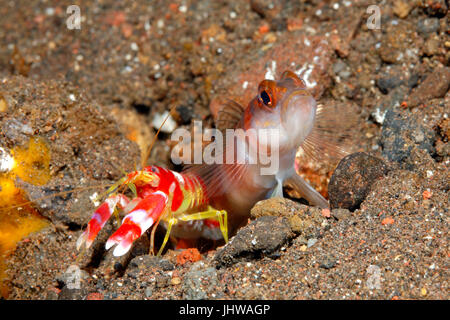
[157, 206, 229, 256]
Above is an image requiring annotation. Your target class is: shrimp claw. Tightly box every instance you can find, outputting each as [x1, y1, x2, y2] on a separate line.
[105, 192, 168, 256]
[76, 194, 129, 250]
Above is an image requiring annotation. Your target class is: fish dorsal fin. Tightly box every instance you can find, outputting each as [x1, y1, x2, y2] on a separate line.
[215, 99, 245, 130]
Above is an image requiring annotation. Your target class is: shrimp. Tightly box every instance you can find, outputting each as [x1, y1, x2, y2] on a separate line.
[76, 166, 228, 256]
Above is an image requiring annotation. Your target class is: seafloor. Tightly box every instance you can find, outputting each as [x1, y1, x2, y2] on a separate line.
[0, 0, 448, 299]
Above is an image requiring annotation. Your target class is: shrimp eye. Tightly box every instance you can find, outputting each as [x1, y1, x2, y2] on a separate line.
[260, 90, 272, 106]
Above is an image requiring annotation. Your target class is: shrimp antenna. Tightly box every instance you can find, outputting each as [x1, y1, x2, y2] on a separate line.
[140, 105, 177, 169]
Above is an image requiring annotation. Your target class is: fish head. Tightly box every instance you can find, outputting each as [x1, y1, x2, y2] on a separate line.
[243, 70, 317, 151]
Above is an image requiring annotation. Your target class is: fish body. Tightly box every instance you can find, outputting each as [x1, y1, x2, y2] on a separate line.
[194, 70, 327, 232]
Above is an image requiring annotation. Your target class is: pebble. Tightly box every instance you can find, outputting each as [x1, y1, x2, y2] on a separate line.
[319, 255, 337, 269]
[407, 67, 450, 107]
[151, 111, 177, 133]
[145, 287, 153, 298]
[417, 18, 440, 36]
[328, 152, 390, 210]
[423, 37, 440, 56]
[215, 216, 293, 268]
[307, 238, 317, 248]
[376, 76, 402, 94]
[393, 0, 412, 18]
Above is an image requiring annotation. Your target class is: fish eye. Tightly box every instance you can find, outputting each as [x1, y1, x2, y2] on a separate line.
[260, 90, 272, 106]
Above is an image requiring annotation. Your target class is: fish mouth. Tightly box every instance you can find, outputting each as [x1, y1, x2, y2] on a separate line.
[281, 89, 311, 116]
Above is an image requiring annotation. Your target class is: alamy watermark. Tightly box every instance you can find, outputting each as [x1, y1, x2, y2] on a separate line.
[66, 5, 81, 30]
[64, 264, 81, 289]
[366, 5, 381, 30]
[366, 265, 382, 290]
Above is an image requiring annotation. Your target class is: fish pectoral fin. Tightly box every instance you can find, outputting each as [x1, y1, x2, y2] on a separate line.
[284, 172, 329, 208]
[269, 178, 284, 198]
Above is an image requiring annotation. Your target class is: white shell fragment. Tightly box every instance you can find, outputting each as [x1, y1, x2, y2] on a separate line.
[152, 111, 177, 133]
[0, 147, 15, 172]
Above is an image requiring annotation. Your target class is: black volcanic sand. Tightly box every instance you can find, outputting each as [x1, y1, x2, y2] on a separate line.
[0, 0, 448, 299]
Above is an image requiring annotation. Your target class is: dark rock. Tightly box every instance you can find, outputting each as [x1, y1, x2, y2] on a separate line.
[328, 152, 390, 210]
[407, 67, 450, 108]
[215, 216, 294, 268]
[420, 0, 448, 18]
[175, 105, 194, 125]
[376, 76, 402, 94]
[417, 18, 440, 36]
[381, 108, 436, 163]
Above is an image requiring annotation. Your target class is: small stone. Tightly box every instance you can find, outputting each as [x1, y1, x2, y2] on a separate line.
[376, 76, 402, 94]
[393, 0, 412, 18]
[176, 248, 202, 265]
[319, 255, 337, 269]
[407, 67, 450, 107]
[423, 37, 440, 56]
[152, 111, 177, 133]
[144, 287, 153, 298]
[421, 287, 427, 296]
[127, 255, 175, 274]
[321, 208, 331, 218]
[0, 95, 7, 112]
[417, 18, 440, 36]
[215, 216, 293, 267]
[183, 264, 219, 300]
[171, 277, 181, 285]
[331, 208, 352, 221]
[307, 238, 317, 248]
[381, 217, 395, 225]
[328, 153, 390, 210]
